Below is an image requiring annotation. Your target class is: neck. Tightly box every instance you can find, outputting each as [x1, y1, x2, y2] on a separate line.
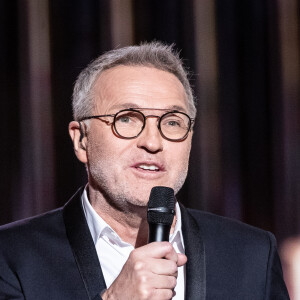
[87, 184, 177, 247]
[88, 185, 149, 247]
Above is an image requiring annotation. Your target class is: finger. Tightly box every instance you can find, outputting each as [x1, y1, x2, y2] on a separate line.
[147, 274, 177, 290]
[163, 243, 179, 262]
[149, 259, 178, 276]
[150, 288, 176, 300]
[137, 242, 175, 260]
[177, 253, 187, 267]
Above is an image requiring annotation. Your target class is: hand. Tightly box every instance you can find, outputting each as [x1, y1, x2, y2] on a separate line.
[101, 242, 187, 300]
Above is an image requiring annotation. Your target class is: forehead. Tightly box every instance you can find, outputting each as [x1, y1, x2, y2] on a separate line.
[92, 65, 188, 113]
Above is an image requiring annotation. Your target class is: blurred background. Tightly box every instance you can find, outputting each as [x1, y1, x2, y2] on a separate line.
[1, 0, 300, 245]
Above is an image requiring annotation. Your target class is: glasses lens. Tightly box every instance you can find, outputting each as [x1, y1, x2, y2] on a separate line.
[160, 112, 191, 140]
[114, 110, 144, 138]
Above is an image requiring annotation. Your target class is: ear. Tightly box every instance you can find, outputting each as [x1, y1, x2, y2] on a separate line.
[69, 121, 88, 164]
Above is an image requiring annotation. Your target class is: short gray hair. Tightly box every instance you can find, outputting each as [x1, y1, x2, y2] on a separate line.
[72, 41, 196, 120]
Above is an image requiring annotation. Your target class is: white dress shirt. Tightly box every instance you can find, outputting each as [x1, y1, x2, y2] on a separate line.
[81, 188, 186, 299]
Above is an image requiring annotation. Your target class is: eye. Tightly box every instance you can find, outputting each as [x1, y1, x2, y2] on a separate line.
[118, 116, 131, 123]
[162, 115, 185, 128]
[115, 111, 144, 126]
[166, 120, 181, 127]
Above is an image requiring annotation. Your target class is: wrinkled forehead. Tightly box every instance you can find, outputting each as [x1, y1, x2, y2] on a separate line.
[91, 65, 189, 114]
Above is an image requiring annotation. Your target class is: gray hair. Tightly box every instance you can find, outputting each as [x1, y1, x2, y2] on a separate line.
[72, 41, 196, 120]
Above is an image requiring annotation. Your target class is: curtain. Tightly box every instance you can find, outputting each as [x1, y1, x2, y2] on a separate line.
[1, 0, 299, 243]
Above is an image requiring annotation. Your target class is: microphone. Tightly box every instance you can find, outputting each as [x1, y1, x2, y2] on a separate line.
[147, 186, 176, 243]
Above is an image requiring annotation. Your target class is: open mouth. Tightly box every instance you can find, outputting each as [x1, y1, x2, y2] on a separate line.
[131, 162, 165, 179]
[136, 164, 160, 171]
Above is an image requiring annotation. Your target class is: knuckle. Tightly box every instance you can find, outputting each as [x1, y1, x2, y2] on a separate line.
[139, 287, 150, 299]
[171, 261, 178, 273]
[139, 274, 148, 284]
[136, 275, 152, 299]
[168, 276, 177, 288]
[163, 242, 173, 252]
[133, 260, 145, 272]
[163, 289, 174, 299]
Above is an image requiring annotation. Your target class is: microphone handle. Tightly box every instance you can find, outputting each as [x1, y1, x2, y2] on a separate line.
[148, 223, 171, 243]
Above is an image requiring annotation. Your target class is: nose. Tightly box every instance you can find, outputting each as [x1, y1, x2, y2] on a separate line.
[136, 117, 163, 153]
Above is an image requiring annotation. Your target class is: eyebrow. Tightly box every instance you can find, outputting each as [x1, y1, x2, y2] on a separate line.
[109, 103, 188, 113]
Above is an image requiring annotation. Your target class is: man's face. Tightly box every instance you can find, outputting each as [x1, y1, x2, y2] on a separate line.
[85, 65, 193, 208]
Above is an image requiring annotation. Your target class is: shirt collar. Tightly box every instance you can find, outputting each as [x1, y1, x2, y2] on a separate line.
[81, 187, 112, 245]
[170, 200, 184, 246]
[81, 186, 184, 249]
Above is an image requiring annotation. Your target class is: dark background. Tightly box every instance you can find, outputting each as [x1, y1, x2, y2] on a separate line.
[1, 0, 300, 244]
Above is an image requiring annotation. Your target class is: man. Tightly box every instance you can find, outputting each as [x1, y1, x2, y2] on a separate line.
[0, 42, 289, 299]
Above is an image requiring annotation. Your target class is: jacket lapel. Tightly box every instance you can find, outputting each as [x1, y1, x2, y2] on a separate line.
[62, 188, 206, 299]
[180, 204, 206, 299]
[63, 187, 106, 300]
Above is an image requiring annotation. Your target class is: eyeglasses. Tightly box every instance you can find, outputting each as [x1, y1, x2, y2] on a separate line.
[79, 108, 194, 142]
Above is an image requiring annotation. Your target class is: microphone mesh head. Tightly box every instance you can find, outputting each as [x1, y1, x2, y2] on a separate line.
[147, 186, 175, 225]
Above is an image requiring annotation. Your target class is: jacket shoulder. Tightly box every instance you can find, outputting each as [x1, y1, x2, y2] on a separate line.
[186, 207, 275, 246]
[184, 208, 289, 299]
[0, 208, 64, 244]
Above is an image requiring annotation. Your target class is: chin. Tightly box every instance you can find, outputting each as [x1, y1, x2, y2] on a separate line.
[127, 190, 151, 206]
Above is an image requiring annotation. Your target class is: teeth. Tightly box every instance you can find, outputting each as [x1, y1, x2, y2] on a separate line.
[138, 164, 159, 171]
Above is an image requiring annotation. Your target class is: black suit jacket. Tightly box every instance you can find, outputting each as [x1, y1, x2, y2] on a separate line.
[0, 187, 289, 299]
